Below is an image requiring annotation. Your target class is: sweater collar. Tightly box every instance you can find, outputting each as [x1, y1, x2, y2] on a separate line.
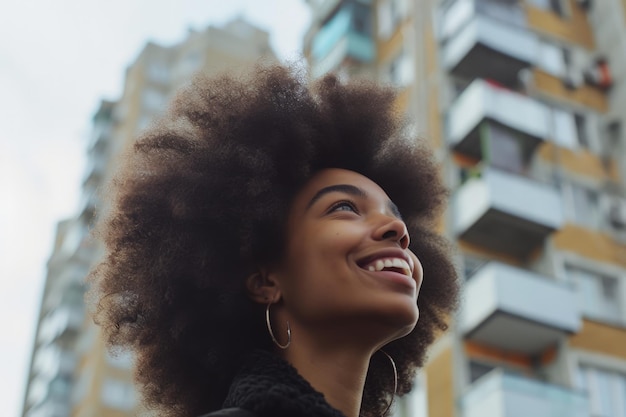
[223, 350, 346, 417]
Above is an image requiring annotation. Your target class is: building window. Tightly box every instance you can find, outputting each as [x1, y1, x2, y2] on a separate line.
[378, 0, 409, 39]
[105, 349, 134, 369]
[576, 365, 626, 417]
[485, 124, 528, 175]
[604, 120, 622, 156]
[101, 378, 135, 410]
[387, 47, 414, 87]
[566, 265, 622, 324]
[564, 183, 601, 229]
[142, 89, 166, 112]
[574, 114, 591, 149]
[351, 2, 372, 36]
[147, 63, 170, 84]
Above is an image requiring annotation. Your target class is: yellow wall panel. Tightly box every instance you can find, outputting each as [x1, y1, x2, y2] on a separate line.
[427, 94, 441, 149]
[378, 23, 405, 63]
[394, 87, 411, 115]
[526, 0, 594, 48]
[424, 21, 438, 77]
[458, 241, 524, 267]
[553, 224, 626, 268]
[569, 320, 626, 360]
[425, 346, 454, 417]
[535, 142, 610, 180]
[532, 70, 608, 112]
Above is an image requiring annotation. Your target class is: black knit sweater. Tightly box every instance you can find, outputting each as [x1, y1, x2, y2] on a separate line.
[222, 350, 347, 417]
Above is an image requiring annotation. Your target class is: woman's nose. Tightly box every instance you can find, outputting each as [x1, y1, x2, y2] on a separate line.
[374, 215, 410, 249]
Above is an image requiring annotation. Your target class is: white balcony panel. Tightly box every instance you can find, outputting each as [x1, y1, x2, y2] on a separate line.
[448, 79, 551, 153]
[462, 262, 580, 352]
[464, 370, 589, 417]
[455, 168, 563, 257]
[440, 0, 474, 40]
[38, 305, 84, 345]
[443, 16, 537, 84]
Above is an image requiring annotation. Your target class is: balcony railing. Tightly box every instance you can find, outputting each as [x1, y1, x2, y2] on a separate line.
[447, 79, 554, 158]
[442, 10, 536, 85]
[461, 262, 580, 353]
[311, 31, 374, 77]
[310, 1, 374, 76]
[38, 305, 84, 345]
[463, 369, 589, 417]
[440, 0, 527, 41]
[454, 167, 563, 257]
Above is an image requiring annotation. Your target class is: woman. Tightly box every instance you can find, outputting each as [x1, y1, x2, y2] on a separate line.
[88, 65, 459, 417]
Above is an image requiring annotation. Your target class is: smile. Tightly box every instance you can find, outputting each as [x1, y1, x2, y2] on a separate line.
[361, 257, 412, 277]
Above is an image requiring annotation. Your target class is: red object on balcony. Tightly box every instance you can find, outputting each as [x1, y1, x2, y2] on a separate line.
[584, 58, 613, 91]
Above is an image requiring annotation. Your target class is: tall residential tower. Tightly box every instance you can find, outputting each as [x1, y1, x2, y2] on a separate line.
[21, 18, 276, 417]
[303, 1, 626, 416]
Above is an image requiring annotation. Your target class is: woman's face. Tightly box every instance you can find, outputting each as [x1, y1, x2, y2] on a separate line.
[273, 168, 423, 345]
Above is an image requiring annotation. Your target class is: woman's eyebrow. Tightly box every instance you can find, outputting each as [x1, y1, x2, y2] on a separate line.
[306, 184, 403, 220]
[306, 184, 366, 210]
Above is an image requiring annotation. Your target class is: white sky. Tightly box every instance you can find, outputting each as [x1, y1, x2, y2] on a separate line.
[0, 1, 310, 416]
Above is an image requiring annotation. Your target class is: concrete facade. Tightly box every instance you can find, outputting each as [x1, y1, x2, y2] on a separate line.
[302, 1, 626, 416]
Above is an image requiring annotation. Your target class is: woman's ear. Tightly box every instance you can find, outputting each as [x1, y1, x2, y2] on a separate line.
[245, 269, 282, 304]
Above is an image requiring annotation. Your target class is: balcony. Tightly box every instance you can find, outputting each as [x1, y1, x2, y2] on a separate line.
[461, 262, 580, 353]
[442, 11, 536, 85]
[310, 2, 374, 77]
[463, 370, 589, 417]
[38, 305, 84, 345]
[447, 79, 556, 158]
[26, 390, 71, 417]
[454, 168, 563, 257]
[33, 346, 76, 381]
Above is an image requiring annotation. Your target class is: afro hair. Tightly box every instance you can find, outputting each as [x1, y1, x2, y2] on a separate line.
[88, 64, 459, 417]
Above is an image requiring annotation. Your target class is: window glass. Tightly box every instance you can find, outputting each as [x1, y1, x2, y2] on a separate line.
[566, 265, 622, 324]
[576, 366, 626, 417]
[101, 378, 135, 410]
[351, 3, 371, 36]
[574, 114, 590, 149]
[566, 183, 600, 229]
[487, 124, 525, 174]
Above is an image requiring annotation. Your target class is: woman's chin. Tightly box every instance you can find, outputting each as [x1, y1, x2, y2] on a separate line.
[375, 302, 419, 341]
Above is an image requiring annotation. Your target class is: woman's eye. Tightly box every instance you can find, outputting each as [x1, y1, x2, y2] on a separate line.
[330, 201, 359, 214]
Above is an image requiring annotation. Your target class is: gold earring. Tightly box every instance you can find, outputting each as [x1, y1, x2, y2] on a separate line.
[378, 350, 397, 416]
[265, 302, 291, 349]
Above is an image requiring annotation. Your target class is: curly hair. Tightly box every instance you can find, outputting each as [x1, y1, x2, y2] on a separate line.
[88, 64, 459, 417]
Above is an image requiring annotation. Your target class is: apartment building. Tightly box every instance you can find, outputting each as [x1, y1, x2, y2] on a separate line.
[304, 1, 626, 416]
[21, 18, 276, 417]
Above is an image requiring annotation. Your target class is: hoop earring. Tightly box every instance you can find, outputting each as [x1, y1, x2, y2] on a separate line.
[265, 302, 291, 349]
[379, 350, 398, 417]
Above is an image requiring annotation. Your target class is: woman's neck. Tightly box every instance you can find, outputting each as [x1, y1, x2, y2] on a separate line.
[281, 333, 373, 417]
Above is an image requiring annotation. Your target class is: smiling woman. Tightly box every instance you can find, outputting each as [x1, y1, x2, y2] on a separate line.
[87, 64, 459, 417]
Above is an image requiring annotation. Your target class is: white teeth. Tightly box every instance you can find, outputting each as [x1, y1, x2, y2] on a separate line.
[375, 260, 384, 271]
[365, 258, 412, 276]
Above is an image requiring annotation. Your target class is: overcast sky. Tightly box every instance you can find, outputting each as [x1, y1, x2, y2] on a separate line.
[0, 2, 310, 416]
